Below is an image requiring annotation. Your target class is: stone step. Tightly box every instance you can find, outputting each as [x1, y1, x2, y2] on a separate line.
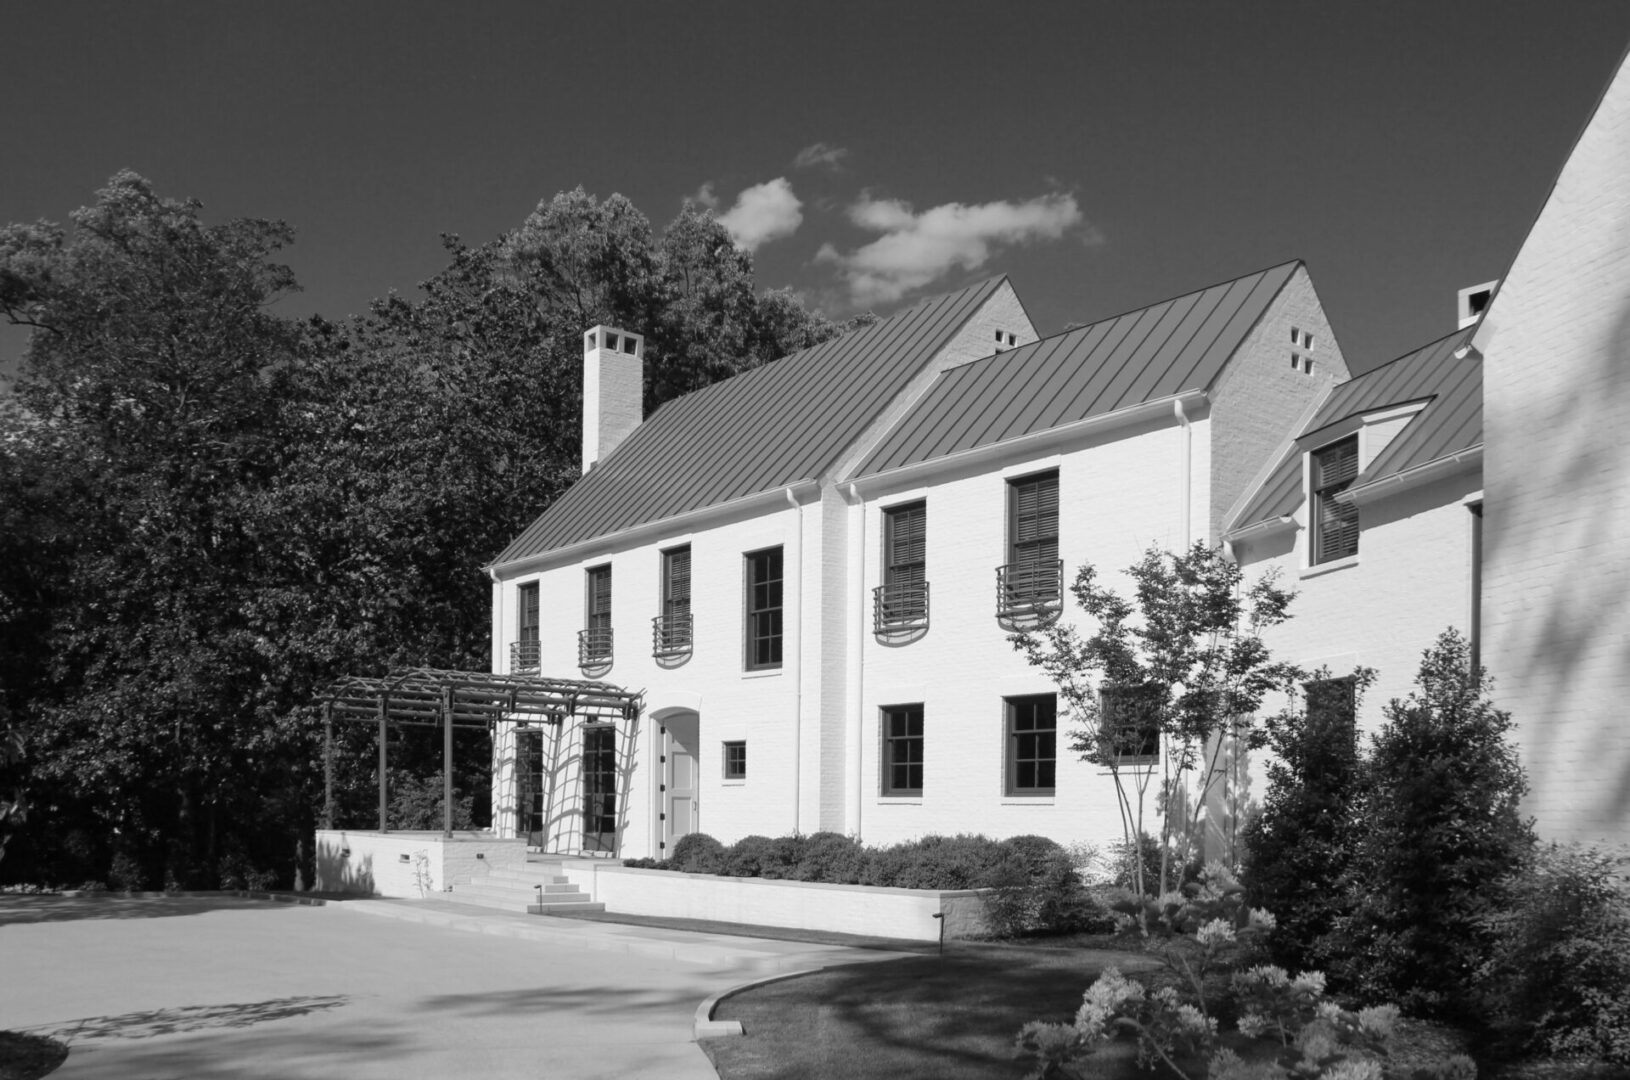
[527, 901, 607, 916]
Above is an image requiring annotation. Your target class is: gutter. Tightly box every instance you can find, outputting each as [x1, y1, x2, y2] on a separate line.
[486, 478, 822, 579]
[1338, 445, 1483, 507]
[843, 390, 1209, 496]
[1224, 515, 1299, 544]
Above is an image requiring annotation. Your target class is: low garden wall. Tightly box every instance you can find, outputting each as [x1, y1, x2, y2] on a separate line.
[558, 861, 990, 941]
[313, 829, 527, 897]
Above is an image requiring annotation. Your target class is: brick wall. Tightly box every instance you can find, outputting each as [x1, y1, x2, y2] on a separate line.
[1479, 50, 1630, 845]
[1210, 266, 1348, 541]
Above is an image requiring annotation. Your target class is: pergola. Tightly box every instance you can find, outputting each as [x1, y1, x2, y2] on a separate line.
[318, 667, 643, 838]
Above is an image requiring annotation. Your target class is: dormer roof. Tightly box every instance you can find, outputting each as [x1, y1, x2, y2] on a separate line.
[1227, 325, 1482, 534]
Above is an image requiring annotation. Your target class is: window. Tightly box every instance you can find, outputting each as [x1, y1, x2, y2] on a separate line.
[744, 547, 783, 670]
[1311, 436, 1359, 563]
[875, 502, 928, 633]
[723, 741, 746, 780]
[654, 546, 692, 658]
[1005, 694, 1057, 795]
[881, 704, 924, 796]
[580, 564, 612, 665]
[512, 582, 541, 671]
[1099, 684, 1161, 761]
[998, 471, 1061, 624]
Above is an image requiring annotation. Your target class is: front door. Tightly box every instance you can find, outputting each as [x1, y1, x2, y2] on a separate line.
[662, 713, 700, 856]
[581, 725, 618, 853]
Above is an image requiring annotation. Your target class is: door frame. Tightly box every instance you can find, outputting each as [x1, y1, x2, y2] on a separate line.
[651, 706, 701, 859]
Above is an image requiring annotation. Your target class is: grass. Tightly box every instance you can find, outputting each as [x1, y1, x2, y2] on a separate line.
[0, 1032, 67, 1080]
[702, 938, 1630, 1080]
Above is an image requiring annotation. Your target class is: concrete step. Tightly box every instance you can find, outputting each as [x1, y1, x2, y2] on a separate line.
[527, 901, 607, 915]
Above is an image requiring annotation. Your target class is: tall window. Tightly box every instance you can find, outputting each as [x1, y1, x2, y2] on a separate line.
[513, 582, 541, 671]
[881, 703, 924, 796]
[999, 470, 1061, 623]
[745, 547, 783, 670]
[877, 502, 928, 631]
[1005, 694, 1057, 795]
[1312, 436, 1359, 563]
[581, 564, 613, 665]
[655, 545, 692, 658]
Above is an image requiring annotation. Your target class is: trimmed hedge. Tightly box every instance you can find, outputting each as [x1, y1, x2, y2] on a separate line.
[623, 831, 1105, 936]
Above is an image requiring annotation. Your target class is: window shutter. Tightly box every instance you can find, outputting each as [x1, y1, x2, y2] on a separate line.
[886, 503, 927, 578]
[666, 548, 691, 608]
[1314, 439, 1358, 489]
[1011, 472, 1059, 563]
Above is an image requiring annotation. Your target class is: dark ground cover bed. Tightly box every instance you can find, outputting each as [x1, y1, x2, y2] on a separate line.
[0, 1032, 67, 1080]
[703, 938, 1630, 1080]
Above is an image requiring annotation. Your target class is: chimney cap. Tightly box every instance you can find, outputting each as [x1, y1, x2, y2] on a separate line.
[584, 325, 644, 359]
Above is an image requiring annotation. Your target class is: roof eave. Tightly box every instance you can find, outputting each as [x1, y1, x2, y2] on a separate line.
[486, 478, 822, 579]
[1338, 445, 1483, 508]
[1224, 514, 1299, 544]
[844, 389, 1210, 496]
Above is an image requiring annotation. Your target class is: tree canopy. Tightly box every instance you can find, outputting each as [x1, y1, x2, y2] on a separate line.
[0, 173, 850, 886]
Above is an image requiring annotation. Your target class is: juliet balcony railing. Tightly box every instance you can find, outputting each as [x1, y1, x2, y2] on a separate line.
[995, 559, 1064, 629]
[651, 612, 694, 659]
[873, 580, 930, 636]
[510, 639, 542, 673]
[578, 626, 613, 667]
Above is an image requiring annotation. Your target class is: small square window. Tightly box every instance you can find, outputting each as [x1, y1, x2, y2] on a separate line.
[1304, 332, 1315, 350]
[723, 741, 746, 780]
[1291, 326, 1300, 343]
[1291, 353, 1300, 369]
[1304, 357, 1314, 375]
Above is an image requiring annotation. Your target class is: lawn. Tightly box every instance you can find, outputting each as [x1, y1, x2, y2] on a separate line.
[701, 939, 1630, 1080]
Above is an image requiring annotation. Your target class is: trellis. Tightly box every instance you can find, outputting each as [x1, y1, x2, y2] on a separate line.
[318, 667, 643, 839]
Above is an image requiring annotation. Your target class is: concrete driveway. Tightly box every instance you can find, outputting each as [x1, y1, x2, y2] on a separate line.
[0, 895, 897, 1079]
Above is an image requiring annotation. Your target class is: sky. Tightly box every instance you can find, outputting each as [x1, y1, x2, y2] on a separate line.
[5, 1, 1630, 382]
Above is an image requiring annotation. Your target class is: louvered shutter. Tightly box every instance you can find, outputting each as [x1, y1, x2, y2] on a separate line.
[886, 503, 926, 585]
[1011, 472, 1059, 565]
[1313, 438, 1360, 562]
[665, 547, 691, 617]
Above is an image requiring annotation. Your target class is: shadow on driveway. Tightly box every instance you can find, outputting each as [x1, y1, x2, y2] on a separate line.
[0, 895, 298, 925]
[31, 996, 351, 1043]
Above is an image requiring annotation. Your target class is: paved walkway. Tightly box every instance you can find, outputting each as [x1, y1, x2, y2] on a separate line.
[0, 894, 909, 1080]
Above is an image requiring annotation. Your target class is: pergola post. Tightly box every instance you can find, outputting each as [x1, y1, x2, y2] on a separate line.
[323, 703, 335, 830]
[378, 693, 389, 833]
[442, 685, 455, 839]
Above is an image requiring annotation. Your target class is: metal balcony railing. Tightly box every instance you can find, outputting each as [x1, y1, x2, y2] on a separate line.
[873, 580, 930, 635]
[995, 559, 1064, 628]
[651, 612, 694, 659]
[509, 639, 541, 673]
[578, 626, 613, 667]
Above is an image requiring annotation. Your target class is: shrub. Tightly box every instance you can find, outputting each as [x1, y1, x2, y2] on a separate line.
[1241, 670, 1371, 974]
[722, 835, 779, 877]
[669, 832, 725, 873]
[1480, 843, 1630, 1063]
[108, 849, 145, 893]
[1335, 630, 1535, 1018]
[794, 832, 865, 883]
[982, 835, 1103, 937]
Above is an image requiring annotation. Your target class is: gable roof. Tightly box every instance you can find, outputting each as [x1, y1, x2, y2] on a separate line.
[852, 261, 1301, 478]
[489, 276, 1005, 569]
[1228, 325, 1482, 533]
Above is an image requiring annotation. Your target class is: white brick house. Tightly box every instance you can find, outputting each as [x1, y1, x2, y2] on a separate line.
[484, 263, 1357, 858]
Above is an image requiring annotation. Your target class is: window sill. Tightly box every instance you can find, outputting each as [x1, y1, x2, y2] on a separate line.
[1097, 757, 1158, 774]
[741, 668, 783, 680]
[721, 779, 746, 787]
[1001, 796, 1056, 805]
[877, 795, 923, 804]
[1300, 554, 1358, 580]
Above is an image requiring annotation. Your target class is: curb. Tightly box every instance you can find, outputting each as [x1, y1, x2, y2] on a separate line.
[692, 966, 823, 1039]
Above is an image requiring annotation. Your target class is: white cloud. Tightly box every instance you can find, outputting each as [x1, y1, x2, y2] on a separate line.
[715, 177, 804, 253]
[817, 192, 1089, 305]
[792, 142, 849, 171]
[691, 182, 720, 210]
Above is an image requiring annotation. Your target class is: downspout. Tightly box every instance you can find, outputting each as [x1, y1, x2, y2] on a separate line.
[1174, 400, 1193, 545]
[845, 483, 866, 839]
[786, 487, 804, 835]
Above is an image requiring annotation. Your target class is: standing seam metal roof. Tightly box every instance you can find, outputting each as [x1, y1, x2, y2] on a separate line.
[1228, 325, 1483, 531]
[852, 261, 1300, 476]
[490, 276, 1005, 567]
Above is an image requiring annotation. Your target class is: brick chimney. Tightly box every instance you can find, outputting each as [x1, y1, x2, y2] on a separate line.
[582, 326, 644, 473]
